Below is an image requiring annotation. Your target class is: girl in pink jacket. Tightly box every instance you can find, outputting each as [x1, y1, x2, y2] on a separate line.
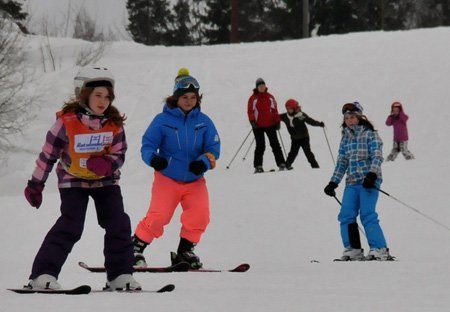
[385, 101, 415, 161]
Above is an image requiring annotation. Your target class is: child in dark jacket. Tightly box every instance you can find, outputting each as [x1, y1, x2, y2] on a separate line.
[385, 101, 414, 161]
[279, 99, 324, 169]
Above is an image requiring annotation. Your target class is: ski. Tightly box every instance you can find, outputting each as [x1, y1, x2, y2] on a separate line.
[78, 261, 190, 273]
[8, 285, 91, 295]
[254, 169, 276, 174]
[79, 261, 249, 273]
[255, 169, 291, 174]
[91, 284, 175, 293]
[189, 263, 250, 273]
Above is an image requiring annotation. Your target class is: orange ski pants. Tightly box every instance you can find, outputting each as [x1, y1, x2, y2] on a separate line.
[135, 171, 210, 244]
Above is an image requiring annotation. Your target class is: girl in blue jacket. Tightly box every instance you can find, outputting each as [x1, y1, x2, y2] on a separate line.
[324, 102, 392, 261]
[132, 74, 220, 269]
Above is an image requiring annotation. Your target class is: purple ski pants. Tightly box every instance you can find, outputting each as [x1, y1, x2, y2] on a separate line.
[29, 185, 134, 281]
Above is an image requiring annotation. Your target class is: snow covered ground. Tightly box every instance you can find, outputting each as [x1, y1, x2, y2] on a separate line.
[1, 26, 450, 311]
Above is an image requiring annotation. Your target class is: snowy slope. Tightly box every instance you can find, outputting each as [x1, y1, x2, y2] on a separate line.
[1, 27, 450, 311]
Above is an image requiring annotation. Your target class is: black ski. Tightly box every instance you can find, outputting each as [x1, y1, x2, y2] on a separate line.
[91, 284, 175, 293]
[254, 169, 291, 174]
[78, 261, 189, 273]
[8, 285, 91, 295]
[79, 261, 249, 273]
[189, 263, 250, 273]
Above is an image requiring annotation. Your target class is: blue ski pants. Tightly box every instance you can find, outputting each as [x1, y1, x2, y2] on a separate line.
[338, 184, 387, 249]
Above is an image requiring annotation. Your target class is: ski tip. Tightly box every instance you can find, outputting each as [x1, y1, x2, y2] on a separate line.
[76, 285, 92, 294]
[231, 263, 250, 272]
[8, 285, 91, 295]
[78, 261, 88, 268]
[158, 284, 175, 293]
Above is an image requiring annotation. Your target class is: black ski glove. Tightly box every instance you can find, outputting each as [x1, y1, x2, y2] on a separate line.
[150, 155, 168, 171]
[250, 121, 258, 129]
[189, 160, 207, 175]
[324, 182, 338, 197]
[363, 172, 377, 188]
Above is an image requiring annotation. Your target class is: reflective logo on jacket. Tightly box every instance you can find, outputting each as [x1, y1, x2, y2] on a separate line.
[58, 111, 119, 179]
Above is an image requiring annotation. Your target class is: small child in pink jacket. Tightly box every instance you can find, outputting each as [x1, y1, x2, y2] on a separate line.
[385, 101, 415, 161]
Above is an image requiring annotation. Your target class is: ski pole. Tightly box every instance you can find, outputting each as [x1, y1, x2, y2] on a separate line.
[333, 195, 366, 237]
[242, 138, 255, 161]
[323, 127, 335, 166]
[226, 129, 253, 169]
[277, 130, 287, 159]
[376, 187, 450, 232]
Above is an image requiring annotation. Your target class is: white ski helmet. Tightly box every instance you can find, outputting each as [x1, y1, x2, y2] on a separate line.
[74, 65, 115, 97]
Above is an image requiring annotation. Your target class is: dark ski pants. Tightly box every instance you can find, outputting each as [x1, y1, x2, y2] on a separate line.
[252, 126, 285, 168]
[286, 137, 318, 168]
[29, 185, 134, 281]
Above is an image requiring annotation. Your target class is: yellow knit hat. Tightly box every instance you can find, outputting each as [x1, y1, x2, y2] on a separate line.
[177, 67, 190, 78]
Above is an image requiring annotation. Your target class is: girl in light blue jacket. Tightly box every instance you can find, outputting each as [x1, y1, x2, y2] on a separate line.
[324, 102, 392, 261]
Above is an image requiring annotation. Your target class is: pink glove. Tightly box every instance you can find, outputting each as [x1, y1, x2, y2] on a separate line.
[86, 156, 113, 177]
[24, 180, 44, 209]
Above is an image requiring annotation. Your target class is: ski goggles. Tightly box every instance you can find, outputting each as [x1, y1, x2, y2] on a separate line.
[173, 76, 200, 93]
[342, 102, 362, 115]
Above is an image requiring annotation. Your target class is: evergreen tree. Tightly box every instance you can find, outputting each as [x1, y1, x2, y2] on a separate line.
[0, 0, 28, 33]
[381, 1, 414, 30]
[268, 0, 312, 40]
[311, 0, 362, 35]
[200, 0, 279, 44]
[413, 0, 450, 28]
[126, 0, 173, 45]
[238, 0, 278, 42]
[311, 0, 411, 35]
[171, 0, 201, 45]
[200, 0, 231, 44]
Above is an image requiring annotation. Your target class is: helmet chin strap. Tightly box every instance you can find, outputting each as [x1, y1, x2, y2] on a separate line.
[80, 102, 105, 117]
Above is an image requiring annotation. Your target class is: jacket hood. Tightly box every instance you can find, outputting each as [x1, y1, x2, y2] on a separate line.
[391, 101, 403, 112]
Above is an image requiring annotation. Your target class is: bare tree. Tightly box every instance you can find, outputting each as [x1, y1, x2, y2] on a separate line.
[0, 18, 34, 154]
[39, 17, 56, 71]
[73, 6, 105, 41]
[75, 41, 111, 66]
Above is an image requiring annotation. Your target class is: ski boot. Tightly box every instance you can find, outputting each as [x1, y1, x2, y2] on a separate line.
[254, 166, 264, 173]
[132, 235, 149, 267]
[105, 274, 141, 291]
[172, 237, 203, 269]
[365, 248, 394, 261]
[27, 274, 62, 290]
[335, 247, 365, 261]
[134, 253, 147, 268]
[171, 251, 203, 269]
[278, 163, 287, 171]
